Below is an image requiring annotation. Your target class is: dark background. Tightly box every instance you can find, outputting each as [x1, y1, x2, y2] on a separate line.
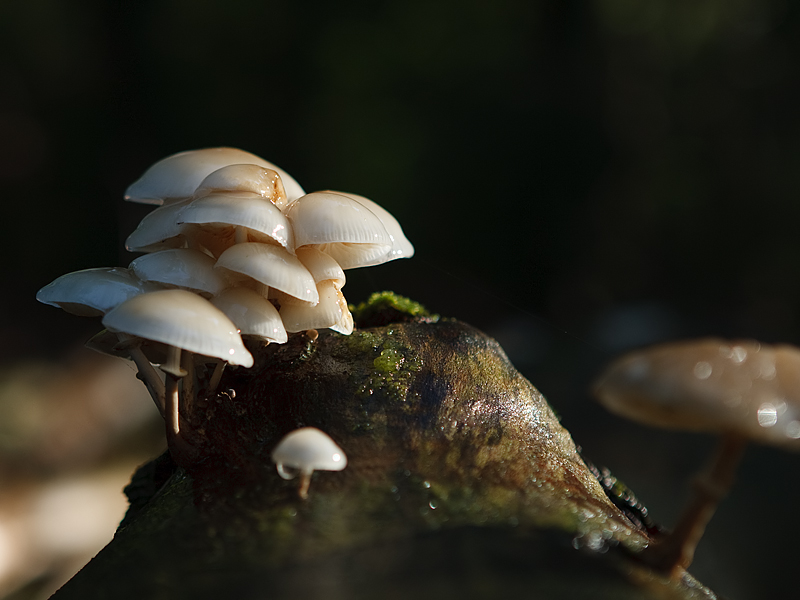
[2, 1, 799, 597]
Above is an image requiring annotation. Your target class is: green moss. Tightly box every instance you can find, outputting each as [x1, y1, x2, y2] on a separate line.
[350, 291, 439, 328]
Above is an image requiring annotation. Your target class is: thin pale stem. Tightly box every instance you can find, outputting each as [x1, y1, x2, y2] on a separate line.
[641, 433, 748, 576]
[117, 334, 165, 417]
[207, 361, 226, 397]
[165, 373, 181, 436]
[234, 226, 248, 244]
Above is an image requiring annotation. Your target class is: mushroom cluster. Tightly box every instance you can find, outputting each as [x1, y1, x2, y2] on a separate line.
[37, 148, 413, 463]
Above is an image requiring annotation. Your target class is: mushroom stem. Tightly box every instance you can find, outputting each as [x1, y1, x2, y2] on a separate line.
[165, 373, 181, 436]
[181, 351, 196, 420]
[298, 470, 312, 500]
[641, 432, 747, 576]
[160, 345, 184, 436]
[117, 334, 165, 417]
[207, 361, 226, 396]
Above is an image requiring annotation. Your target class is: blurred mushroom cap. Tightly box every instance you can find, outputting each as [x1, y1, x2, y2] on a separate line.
[593, 338, 800, 450]
[271, 427, 347, 473]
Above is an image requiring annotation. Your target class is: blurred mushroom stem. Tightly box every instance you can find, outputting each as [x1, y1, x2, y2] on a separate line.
[298, 471, 312, 500]
[641, 432, 748, 576]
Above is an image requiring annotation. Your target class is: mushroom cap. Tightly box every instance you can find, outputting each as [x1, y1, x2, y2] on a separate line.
[129, 248, 228, 296]
[177, 192, 294, 251]
[286, 192, 393, 248]
[296, 246, 346, 288]
[102, 289, 253, 367]
[215, 243, 318, 305]
[210, 287, 287, 344]
[593, 338, 800, 450]
[324, 191, 414, 265]
[125, 199, 192, 253]
[279, 280, 347, 333]
[36, 267, 146, 316]
[124, 148, 305, 205]
[194, 164, 289, 211]
[271, 427, 347, 473]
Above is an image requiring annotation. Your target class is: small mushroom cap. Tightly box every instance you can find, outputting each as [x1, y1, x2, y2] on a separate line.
[194, 164, 289, 211]
[36, 267, 145, 316]
[129, 248, 228, 296]
[210, 287, 287, 344]
[594, 338, 800, 450]
[124, 148, 305, 205]
[271, 427, 347, 472]
[296, 247, 346, 288]
[177, 192, 294, 251]
[279, 280, 347, 333]
[102, 289, 253, 367]
[215, 243, 318, 305]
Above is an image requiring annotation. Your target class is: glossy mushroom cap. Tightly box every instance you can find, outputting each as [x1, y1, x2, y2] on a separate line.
[271, 427, 347, 473]
[102, 289, 253, 367]
[594, 338, 800, 450]
[124, 148, 305, 205]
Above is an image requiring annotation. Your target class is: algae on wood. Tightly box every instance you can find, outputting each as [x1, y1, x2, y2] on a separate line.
[54, 293, 717, 599]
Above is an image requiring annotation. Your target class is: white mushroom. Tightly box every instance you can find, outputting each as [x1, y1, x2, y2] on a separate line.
[124, 148, 305, 205]
[129, 248, 229, 297]
[594, 338, 800, 577]
[279, 280, 348, 333]
[285, 192, 393, 260]
[36, 267, 146, 317]
[177, 192, 294, 252]
[324, 191, 415, 265]
[193, 164, 289, 211]
[210, 287, 287, 344]
[103, 289, 252, 444]
[215, 243, 318, 305]
[295, 247, 346, 289]
[270, 427, 347, 499]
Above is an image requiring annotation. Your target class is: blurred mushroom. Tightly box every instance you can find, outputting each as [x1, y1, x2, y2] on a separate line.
[593, 338, 800, 576]
[270, 427, 347, 499]
[124, 148, 305, 205]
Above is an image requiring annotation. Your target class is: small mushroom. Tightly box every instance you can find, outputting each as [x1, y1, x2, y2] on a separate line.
[270, 427, 347, 499]
[593, 338, 800, 577]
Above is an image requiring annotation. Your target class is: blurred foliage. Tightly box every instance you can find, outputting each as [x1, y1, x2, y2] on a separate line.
[1, 0, 799, 597]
